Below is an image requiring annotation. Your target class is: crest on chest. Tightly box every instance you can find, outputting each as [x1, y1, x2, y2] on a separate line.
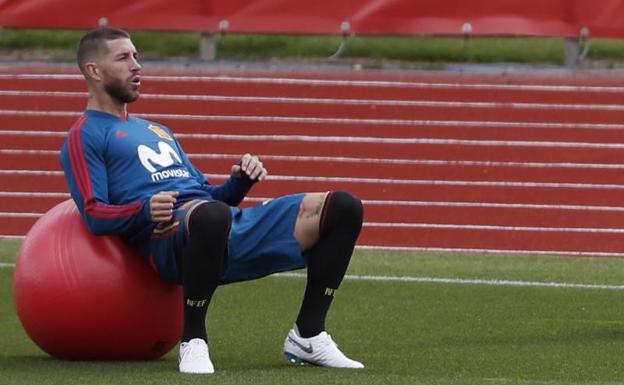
[147, 124, 173, 141]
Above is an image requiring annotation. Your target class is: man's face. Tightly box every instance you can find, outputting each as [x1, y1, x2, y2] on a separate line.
[99, 38, 142, 104]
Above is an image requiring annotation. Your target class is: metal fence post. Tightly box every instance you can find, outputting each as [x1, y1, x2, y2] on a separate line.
[564, 37, 580, 69]
[199, 32, 217, 61]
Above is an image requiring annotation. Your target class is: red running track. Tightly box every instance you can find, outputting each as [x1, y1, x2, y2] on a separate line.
[2, 65, 624, 256]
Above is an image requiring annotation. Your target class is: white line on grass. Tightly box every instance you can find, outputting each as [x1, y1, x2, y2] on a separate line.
[276, 272, 624, 290]
[0, 261, 621, 290]
[2, 241, 615, 257]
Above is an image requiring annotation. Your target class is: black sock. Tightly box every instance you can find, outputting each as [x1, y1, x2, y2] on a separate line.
[296, 191, 363, 338]
[181, 201, 231, 342]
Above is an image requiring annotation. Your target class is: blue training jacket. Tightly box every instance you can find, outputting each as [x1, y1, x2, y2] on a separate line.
[60, 109, 254, 238]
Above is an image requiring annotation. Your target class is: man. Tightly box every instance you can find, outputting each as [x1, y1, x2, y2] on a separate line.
[60, 28, 365, 374]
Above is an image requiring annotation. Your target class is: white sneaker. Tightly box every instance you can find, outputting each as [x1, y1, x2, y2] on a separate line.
[283, 326, 364, 369]
[179, 338, 214, 374]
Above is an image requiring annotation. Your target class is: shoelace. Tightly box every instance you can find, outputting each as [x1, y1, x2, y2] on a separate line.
[317, 333, 339, 349]
[182, 342, 209, 361]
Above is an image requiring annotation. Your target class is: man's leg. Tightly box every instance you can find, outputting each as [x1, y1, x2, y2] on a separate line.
[178, 201, 231, 374]
[295, 191, 363, 336]
[284, 191, 365, 368]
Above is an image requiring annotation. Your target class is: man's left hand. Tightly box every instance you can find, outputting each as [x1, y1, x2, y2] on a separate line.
[231, 153, 268, 182]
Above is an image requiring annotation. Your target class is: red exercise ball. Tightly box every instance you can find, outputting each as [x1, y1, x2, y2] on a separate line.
[14, 199, 183, 360]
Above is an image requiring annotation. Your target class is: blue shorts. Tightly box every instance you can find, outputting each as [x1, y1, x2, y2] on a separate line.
[146, 194, 307, 284]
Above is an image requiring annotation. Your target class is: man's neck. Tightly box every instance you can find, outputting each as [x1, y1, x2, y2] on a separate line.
[86, 94, 128, 120]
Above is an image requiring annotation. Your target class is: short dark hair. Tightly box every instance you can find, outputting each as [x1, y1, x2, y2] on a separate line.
[77, 28, 130, 76]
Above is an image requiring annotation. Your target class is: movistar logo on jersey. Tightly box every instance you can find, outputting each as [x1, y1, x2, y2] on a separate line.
[137, 141, 190, 182]
[138, 141, 181, 172]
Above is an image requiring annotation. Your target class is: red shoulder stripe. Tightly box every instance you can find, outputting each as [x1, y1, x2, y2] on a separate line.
[68, 115, 144, 220]
[68, 116, 89, 200]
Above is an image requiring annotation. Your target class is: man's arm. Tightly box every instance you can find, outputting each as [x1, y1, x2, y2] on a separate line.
[206, 153, 268, 206]
[174, 135, 267, 206]
[60, 120, 152, 236]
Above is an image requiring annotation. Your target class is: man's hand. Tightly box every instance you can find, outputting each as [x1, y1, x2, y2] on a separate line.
[231, 153, 268, 182]
[150, 191, 179, 222]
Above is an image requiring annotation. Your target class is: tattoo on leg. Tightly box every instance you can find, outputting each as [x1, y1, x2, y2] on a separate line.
[297, 202, 305, 219]
[306, 199, 325, 219]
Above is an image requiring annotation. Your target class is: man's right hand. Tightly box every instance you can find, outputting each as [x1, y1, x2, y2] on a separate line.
[150, 191, 179, 222]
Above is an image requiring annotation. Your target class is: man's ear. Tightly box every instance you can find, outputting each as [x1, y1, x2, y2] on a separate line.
[84, 62, 101, 82]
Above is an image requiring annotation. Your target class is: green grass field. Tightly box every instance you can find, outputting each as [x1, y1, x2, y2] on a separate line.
[2, 240, 624, 385]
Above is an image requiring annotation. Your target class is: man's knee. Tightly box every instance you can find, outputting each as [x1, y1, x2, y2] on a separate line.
[322, 191, 363, 235]
[332, 191, 363, 220]
[188, 201, 232, 238]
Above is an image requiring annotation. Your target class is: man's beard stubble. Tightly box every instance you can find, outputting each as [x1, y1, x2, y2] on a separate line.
[103, 76, 139, 104]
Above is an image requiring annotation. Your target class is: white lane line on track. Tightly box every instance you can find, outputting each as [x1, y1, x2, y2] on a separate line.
[364, 222, 624, 233]
[174, 134, 624, 149]
[0, 129, 68, 136]
[189, 154, 624, 170]
[2, 73, 624, 93]
[268, 197, 624, 212]
[0, 191, 70, 197]
[359, 245, 624, 258]
[3, 169, 624, 190]
[2, 90, 623, 111]
[3, 210, 624, 234]
[236, 174, 624, 190]
[0, 170, 64, 175]
[3, 192, 624, 213]
[138, 113, 624, 131]
[5, 149, 624, 171]
[0, 149, 60, 155]
[0, 235, 23, 240]
[3, 109, 624, 131]
[0, 212, 41, 217]
[5, 127, 624, 150]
